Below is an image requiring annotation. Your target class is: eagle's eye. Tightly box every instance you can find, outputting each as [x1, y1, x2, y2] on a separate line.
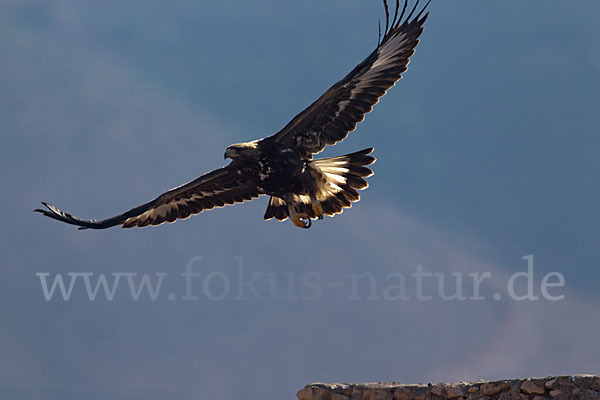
[225, 146, 240, 160]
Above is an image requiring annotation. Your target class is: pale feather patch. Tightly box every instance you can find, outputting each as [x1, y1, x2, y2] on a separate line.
[321, 166, 349, 174]
[324, 172, 347, 185]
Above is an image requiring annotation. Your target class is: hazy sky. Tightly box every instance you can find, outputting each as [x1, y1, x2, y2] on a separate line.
[1, 1, 599, 399]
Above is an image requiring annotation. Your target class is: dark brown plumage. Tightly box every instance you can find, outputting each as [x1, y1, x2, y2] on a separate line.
[35, 0, 429, 230]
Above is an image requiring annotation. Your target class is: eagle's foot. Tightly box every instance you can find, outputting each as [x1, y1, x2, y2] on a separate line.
[312, 202, 324, 220]
[291, 214, 312, 229]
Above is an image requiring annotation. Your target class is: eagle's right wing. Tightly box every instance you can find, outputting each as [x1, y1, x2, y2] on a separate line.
[35, 165, 261, 229]
[269, 0, 429, 158]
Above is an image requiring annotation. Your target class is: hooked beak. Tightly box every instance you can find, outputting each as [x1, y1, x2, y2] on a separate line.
[224, 151, 230, 160]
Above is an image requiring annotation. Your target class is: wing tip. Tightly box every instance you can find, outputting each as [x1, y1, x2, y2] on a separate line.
[34, 201, 121, 230]
[383, 0, 430, 37]
[34, 201, 57, 217]
[34, 201, 50, 213]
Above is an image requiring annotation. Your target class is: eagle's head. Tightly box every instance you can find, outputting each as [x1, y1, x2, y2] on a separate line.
[224, 140, 260, 160]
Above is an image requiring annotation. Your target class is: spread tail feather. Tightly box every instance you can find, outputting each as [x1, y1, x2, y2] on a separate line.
[263, 148, 375, 222]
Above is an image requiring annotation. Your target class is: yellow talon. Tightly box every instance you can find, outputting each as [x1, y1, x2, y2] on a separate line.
[291, 214, 311, 229]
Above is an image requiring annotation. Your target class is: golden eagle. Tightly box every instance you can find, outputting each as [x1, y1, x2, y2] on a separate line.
[35, 0, 429, 230]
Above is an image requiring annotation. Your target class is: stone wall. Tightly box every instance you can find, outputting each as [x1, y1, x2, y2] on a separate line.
[297, 375, 600, 400]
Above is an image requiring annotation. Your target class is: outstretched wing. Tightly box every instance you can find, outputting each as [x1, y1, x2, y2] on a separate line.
[35, 165, 261, 229]
[269, 0, 429, 158]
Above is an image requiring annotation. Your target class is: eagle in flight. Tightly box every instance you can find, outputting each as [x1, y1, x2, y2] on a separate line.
[35, 0, 429, 230]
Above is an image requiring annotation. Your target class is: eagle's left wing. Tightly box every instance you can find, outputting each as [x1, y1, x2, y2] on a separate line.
[35, 165, 261, 229]
[269, 0, 429, 158]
